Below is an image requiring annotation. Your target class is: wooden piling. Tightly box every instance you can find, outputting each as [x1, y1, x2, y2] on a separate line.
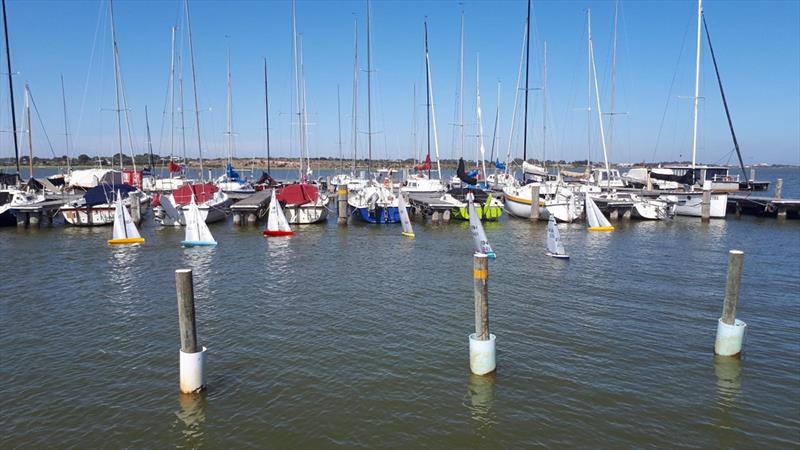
[701, 189, 711, 223]
[775, 178, 783, 200]
[473, 253, 489, 341]
[176, 269, 199, 354]
[529, 185, 540, 221]
[246, 213, 257, 225]
[232, 212, 242, 226]
[337, 187, 348, 225]
[609, 208, 620, 221]
[29, 212, 40, 226]
[721, 250, 744, 326]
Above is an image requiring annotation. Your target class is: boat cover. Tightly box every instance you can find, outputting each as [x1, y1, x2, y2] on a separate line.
[414, 154, 431, 171]
[277, 183, 318, 205]
[84, 183, 135, 206]
[172, 183, 218, 206]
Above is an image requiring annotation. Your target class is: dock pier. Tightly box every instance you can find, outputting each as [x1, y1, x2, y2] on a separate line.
[10, 195, 81, 227]
[407, 193, 460, 223]
[727, 192, 799, 220]
[230, 190, 272, 225]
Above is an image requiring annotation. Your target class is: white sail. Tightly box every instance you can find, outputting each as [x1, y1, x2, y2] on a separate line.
[397, 192, 414, 237]
[265, 188, 293, 235]
[467, 191, 495, 258]
[585, 195, 614, 231]
[184, 195, 216, 245]
[111, 192, 128, 240]
[546, 214, 568, 257]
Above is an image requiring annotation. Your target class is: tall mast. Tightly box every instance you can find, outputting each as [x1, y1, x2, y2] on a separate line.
[424, 20, 431, 178]
[109, 0, 124, 171]
[505, 21, 527, 174]
[263, 58, 271, 173]
[185, 0, 204, 182]
[145, 105, 154, 170]
[475, 54, 487, 181]
[225, 42, 233, 169]
[587, 9, 592, 169]
[412, 83, 417, 163]
[291, 0, 303, 179]
[366, 0, 373, 175]
[425, 22, 442, 180]
[588, 9, 611, 188]
[351, 16, 358, 176]
[60, 74, 71, 172]
[489, 80, 500, 163]
[178, 27, 187, 168]
[24, 83, 31, 179]
[337, 84, 343, 171]
[608, 0, 619, 158]
[702, 13, 746, 181]
[522, 0, 531, 161]
[542, 41, 547, 169]
[2, 0, 19, 176]
[458, 10, 464, 159]
[168, 26, 176, 168]
[690, 0, 703, 188]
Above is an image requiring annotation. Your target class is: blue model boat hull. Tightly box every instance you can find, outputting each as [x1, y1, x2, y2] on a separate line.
[181, 240, 217, 247]
[353, 206, 403, 224]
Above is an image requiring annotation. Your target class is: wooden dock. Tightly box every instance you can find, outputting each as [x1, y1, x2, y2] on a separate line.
[10, 195, 82, 227]
[230, 190, 272, 225]
[727, 193, 799, 219]
[407, 192, 463, 223]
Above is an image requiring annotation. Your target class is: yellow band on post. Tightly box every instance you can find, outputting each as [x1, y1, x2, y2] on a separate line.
[473, 268, 488, 279]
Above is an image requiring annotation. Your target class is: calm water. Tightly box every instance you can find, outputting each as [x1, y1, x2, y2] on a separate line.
[1, 167, 798, 448]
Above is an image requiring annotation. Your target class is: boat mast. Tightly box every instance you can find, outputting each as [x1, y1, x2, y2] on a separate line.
[366, 0, 373, 176]
[225, 42, 233, 172]
[505, 21, 527, 174]
[2, 0, 19, 176]
[178, 27, 187, 170]
[109, 0, 124, 171]
[145, 105, 154, 171]
[542, 41, 547, 170]
[350, 16, 358, 177]
[412, 83, 417, 163]
[337, 84, 343, 172]
[522, 0, 531, 162]
[424, 20, 431, 178]
[168, 26, 176, 172]
[608, 0, 619, 159]
[263, 58, 271, 173]
[588, 9, 611, 189]
[424, 20, 442, 180]
[475, 54, 487, 182]
[184, 0, 204, 182]
[702, 12, 747, 182]
[489, 80, 500, 163]
[60, 74, 71, 172]
[458, 10, 464, 159]
[24, 83, 31, 179]
[291, 0, 303, 180]
[690, 0, 703, 189]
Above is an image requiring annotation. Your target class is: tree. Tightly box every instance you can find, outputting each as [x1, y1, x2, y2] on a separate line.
[77, 154, 91, 164]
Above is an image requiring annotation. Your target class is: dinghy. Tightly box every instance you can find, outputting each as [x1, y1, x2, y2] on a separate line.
[585, 195, 614, 232]
[263, 189, 293, 237]
[467, 191, 496, 258]
[181, 194, 217, 247]
[397, 191, 414, 238]
[546, 215, 569, 259]
[108, 190, 144, 245]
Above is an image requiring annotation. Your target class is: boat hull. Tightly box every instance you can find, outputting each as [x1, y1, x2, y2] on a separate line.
[352, 206, 402, 224]
[666, 192, 728, 218]
[62, 206, 117, 226]
[283, 203, 328, 224]
[546, 252, 570, 259]
[263, 230, 294, 237]
[181, 240, 217, 247]
[451, 204, 503, 221]
[108, 237, 145, 245]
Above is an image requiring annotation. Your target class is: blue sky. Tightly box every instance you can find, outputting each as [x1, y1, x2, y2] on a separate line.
[1, 0, 798, 165]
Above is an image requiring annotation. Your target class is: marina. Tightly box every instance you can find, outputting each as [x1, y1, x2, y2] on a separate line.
[0, 0, 798, 447]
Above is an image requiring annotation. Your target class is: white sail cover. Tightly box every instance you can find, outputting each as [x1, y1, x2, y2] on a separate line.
[266, 189, 292, 233]
[546, 214, 567, 256]
[585, 195, 613, 230]
[467, 192, 495, 258]
[112, 190, 141, 240]
[184, 195, 216, 244]
[397, 192, 414, 237]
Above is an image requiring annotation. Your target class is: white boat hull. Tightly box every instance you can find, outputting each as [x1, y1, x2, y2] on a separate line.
[62, 197, 149, 227]
[666, 192, 727, 218]
[283, 203, 328, 224]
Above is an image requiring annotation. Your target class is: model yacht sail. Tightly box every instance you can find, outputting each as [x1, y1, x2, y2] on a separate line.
[263, 189, 293, 237]
[467, 191, 495, 259]
[397, 191, 414, 238]
[545, 215, 568, 259]
[585, 195, 613, 232]
[181, 194, 217, 246]
[108, 190, 144, 245]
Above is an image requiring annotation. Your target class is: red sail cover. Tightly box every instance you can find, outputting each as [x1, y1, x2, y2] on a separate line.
[168, 161, 182, 173]
[172, 183, 218, 206]
[277, 183, 318, 205]
[414, 154, 431, 171]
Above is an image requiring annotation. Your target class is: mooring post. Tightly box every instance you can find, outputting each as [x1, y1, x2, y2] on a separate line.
[774, 178, 783, 200]
[701, 180, 711, 223]
[246, 212, 257, 225]
[176, 269, 206, 393]
[232, 212, 242, 226]
[337, 186, 348, 226]
[529, 185, 540, 221]
[442, 209, 451, 223]
[129, 192, 141, 225]
[609, 208, 620, 221]
[28, 211, 40, 227]
[749, 168, 755, 182]
[16, 211, 28, 228]
[469, 253, 496, 375]
[714, 250, 747, 357]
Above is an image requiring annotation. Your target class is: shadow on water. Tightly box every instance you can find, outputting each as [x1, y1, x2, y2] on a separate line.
[464, 372, 497, 431]
[174, 392, 208, 446]
[713, 355, 742, 408]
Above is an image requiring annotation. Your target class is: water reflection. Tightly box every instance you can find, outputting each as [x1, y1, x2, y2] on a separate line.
[182, 246, 216, 293]
[465, 372, 497, 430]
[713, 355, 742, 407]
[175, 392, 207, 444]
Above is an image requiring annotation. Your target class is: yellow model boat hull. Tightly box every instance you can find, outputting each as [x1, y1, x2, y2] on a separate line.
[108, 237, 145, 245]
[588, 226, 614, 232]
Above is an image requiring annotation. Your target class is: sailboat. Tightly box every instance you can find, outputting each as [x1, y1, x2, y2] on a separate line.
[263, 189, 293, 237]
[181, 194, 216, 246]
[108, 190, 144, 245]
[397, 191, 414, 238]
[585, 195, 614, 232]
[545, 215, 568, 259]
[467, 191, 496, 259]
[215, 45, 254, 195]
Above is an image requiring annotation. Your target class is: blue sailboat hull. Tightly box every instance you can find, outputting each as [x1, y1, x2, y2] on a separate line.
[352, 206, 403, 224]
[181, 240, 217, 247]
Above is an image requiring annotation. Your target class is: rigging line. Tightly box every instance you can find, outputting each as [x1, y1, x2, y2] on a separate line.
[74, 0, 105, 151]
[27, 87, 58, 158]
[652, 16, 692, 162]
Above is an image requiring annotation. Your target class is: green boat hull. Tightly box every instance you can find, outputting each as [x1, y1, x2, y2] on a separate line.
[451, 204, 504, 221]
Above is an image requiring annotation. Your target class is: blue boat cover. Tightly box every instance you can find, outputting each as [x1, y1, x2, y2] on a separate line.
[495, 159, 506, 170]
[226, 163, 241, 181]
[83, 183, 136, 206]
